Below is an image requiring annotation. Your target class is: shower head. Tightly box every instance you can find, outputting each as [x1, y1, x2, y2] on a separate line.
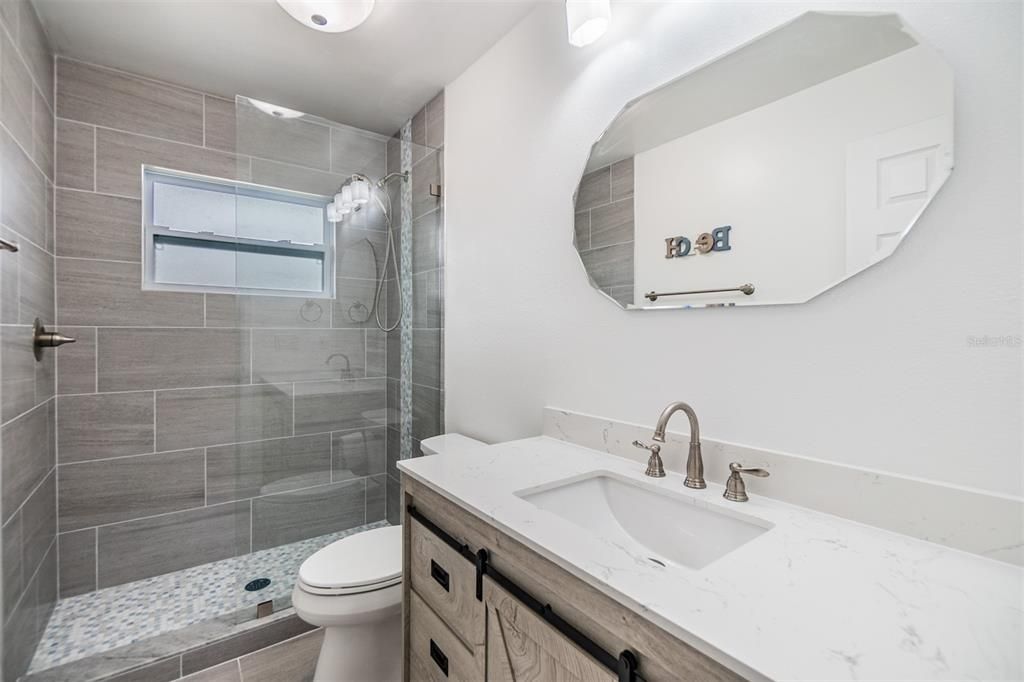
[376, 171, 409, 189]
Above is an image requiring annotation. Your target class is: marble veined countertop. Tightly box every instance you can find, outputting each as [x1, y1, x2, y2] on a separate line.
[398, 436, 1022, 681]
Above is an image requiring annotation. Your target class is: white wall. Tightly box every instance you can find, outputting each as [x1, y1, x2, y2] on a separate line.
[444, 2, 1022, 496]
[634, 45, 951, 304]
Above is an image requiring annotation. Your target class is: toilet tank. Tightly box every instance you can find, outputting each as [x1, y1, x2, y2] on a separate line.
[420, 434, 487, 456]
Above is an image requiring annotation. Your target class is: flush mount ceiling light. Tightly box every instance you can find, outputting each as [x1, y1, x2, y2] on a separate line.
[566, 0, 611, 47]
[275, 0, 374, 33]
[248, 98, 305, 119]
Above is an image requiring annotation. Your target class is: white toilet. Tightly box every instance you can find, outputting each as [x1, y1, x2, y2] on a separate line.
[293, 434, 485, 681]
[292, 525, 403, 682]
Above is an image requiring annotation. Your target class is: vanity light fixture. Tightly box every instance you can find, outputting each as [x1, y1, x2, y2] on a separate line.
[275, 0, 374, 34]
[566, 0, 611, 47]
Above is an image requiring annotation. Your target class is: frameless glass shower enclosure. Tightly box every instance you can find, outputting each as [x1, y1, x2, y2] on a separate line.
[26, 66, 443, 679]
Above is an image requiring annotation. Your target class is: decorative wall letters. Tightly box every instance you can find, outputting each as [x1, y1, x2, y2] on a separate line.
[664, 226, 732, 259]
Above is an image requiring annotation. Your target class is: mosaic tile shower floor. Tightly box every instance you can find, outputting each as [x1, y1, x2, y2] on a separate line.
[29, 521, 388, 673]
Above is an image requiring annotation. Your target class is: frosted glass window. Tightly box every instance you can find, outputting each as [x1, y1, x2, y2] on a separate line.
[143, 167, 333, 297]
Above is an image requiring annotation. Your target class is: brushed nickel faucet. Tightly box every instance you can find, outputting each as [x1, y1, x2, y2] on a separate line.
[634, 401, 705, 488]
[723, 462, 770, 502]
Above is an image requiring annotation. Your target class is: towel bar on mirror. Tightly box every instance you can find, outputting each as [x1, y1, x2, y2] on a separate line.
[645, 284, 755, 301]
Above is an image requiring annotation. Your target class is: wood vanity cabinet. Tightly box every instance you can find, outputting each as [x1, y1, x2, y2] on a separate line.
[401, 477, 746, 682]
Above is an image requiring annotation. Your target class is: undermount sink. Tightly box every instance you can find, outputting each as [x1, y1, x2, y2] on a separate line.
[516, 471, 772, 570]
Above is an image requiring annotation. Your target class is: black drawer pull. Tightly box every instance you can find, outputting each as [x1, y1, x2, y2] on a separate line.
[429, 639, 449, 676]
[430, 560, 450, 592]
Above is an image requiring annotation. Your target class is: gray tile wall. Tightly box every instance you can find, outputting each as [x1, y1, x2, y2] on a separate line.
[385, 92, 445, 524]
[0, 1, 57, 679]
[574, 158, 635, 306]
[53, 59, 394, 600]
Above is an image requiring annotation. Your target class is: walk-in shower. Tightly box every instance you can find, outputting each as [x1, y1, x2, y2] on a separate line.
[17, 74, 445, 680]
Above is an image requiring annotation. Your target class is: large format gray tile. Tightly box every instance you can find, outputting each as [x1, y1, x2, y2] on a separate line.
[412, 208, 443, 274]
[1, 322, 37, 420]
[58, 449, 205, 531]
[236, 102, 330, 170]
[249, 158, 344, 196]
[16, 236, 54, 324]
[55, 119, 94, 190]
[366, 329, 385, 378]
[155, 384, 292, 451]
[237, 628, 323, 682]
[2, 401, 54, 522]
[425, 91, 444, 150]
[32, 86, 54, 180]
[96, 501, 250, 588]
[411, 149, 442, 220]
[251, 329, 364, 383]
[16, 0, 52, 107]
[56, 326, 96, 394]
[331, 427, 385, 480]
[0, 227, 19, 324]
[293, 378, 385, 435]
[57, 257, 205, 327]
[329, 126, 386, 178]
[2, 126, 49, 248]
[95, 127, 238, 197]
[574, 211, 590, 250]
[2, 24, 35, 153]
[56, 189, 142, 261]
[366, 474, 386, 523]
[21, 468, 55, 574]
[580, 242, 634, 289]
[412, 268, 442, 328]
[336, 224, 387, 280]
[331, 278, 382, 330]
[57, 391, 154, 463]
[97, 328, 250, 391]
[57, 59, 204, 145]
[385, 426, 400, 480]
[589, 197, 634, 249]
[575, 166, 610, 211]
[385, 474, 401, 526]
[58, 528, 96, 597]
[251, 480, 364, 550]
[3, 567, 39, 682]
[611, 158, 634, 201]
[205, 434, 331, 505]
[2, 511, 22, 620]
[37, 539, 58, 632]
[410, 106, 427, 165]
[181, 660, 241, 682]
[105, 656, 182, 682]
[203, 95, 236, 153]
[412, 384, 442, 442]
[412, 329, 441, 389]
[204, 294, 330, 329]
[181, 615, 314, 677]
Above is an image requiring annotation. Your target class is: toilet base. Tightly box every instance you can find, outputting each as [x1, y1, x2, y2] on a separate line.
[314, 615, 401, 682]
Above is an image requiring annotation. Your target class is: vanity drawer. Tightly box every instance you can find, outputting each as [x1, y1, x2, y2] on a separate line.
[409, 516, 485, 646]
[409, 590, 483, 682]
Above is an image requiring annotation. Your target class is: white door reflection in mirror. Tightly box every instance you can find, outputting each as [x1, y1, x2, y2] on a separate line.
[572, 12, 954, 310]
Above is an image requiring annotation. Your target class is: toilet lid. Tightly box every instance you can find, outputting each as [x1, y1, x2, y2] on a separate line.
[299, 526, 402, 592]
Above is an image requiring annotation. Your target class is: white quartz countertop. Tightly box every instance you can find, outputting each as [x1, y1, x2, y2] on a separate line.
[398, 437, 1023, 681]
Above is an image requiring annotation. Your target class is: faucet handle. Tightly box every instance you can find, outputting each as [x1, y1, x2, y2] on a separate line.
[728, 462, 769, 477]
[723, 462, 769, 502]
[632, 441, 666, 478]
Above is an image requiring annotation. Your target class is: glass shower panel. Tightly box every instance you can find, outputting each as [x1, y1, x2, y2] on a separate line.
[222, 95, 394, 624]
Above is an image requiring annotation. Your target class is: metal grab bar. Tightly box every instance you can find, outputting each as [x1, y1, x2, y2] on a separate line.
[645, 283, 754, 301]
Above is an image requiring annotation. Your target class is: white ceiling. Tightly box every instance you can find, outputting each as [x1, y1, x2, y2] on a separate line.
[32, 0, 540, 134]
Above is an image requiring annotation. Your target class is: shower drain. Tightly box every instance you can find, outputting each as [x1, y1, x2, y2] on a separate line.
[244, 578, 271, 592]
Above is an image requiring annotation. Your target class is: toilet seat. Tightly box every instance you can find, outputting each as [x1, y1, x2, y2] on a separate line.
[297, 525, 402, 597]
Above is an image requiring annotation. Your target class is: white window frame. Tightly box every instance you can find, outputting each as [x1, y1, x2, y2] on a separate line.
[141, 166, 335, 299]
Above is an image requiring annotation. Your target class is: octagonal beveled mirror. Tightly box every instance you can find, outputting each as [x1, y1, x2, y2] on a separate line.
[573, 11, 954, 309]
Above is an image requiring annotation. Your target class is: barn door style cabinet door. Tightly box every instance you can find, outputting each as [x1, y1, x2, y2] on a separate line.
[401, 477, 745, 682]
[484, 577, 615, 682]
